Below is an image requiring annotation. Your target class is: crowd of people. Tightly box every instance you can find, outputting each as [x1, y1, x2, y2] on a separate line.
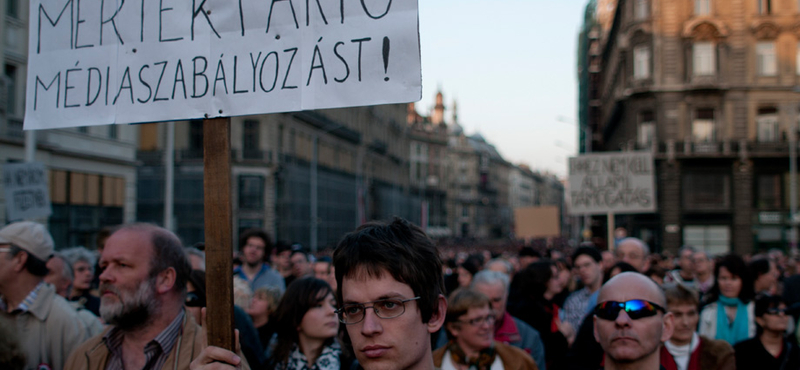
[1, 219, 800, 370]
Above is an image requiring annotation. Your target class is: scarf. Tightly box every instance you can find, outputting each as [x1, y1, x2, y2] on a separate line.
[715, 297, 749, 345]
[276, 342, 341, 370]
[446, 340, 497, 370]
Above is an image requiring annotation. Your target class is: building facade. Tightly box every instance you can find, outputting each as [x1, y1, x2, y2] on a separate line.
[1, 0, 138, 249]
[587, 0, 800, 254]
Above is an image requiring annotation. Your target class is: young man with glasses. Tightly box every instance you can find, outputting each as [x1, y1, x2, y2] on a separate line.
[593, 272, 674, 370]
[733, 294, 800, 369]
[432, 288, 537, 370]
[332, 218, 447, 370]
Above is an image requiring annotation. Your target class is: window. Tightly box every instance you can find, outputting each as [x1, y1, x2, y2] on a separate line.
[692, 109, 715, 142]
[633, 46, 651, 80]
[634, 0, 649, 20]
[238, 175, 264, 210]
[758, 0, 771, 14]
[638, 111, 655, 147]
[695, 0, 711, 15]
[109, 125, 118, 139]
[683, 225, 730, 255]
[189, 120, 203, 150]
[243, 120, 260, 159]
[757, 107, 779, 142]
[693, 42, 716, 76]
[757, 42, 777, 76]
[6, 0, 19, 18]
[4, 64, 17, 116]
[757, 174, 782, 209]
[683, 172, 731, 210]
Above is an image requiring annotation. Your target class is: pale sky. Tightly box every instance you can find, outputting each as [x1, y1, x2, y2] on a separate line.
[418, 0, 589, 178]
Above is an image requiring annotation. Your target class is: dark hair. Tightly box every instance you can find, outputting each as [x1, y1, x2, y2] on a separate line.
[511, 260, 553, 300]
[748, 258, 772, 281]
[572, 246, 602, 264]
[519, 247, 541, 258]
[186, 270, 208, 307]
[114, 223, 191, 294]
[603, 261, 637, 283]
[645, 266, 666, 281]
[754, 294, 787, 336]
[709, 254, 754, 303]
[460, 256, 481, 276]
[664, 283, 700, 307]
[333, 218, 444, 324]
[291, 250, 309, 262]
[8, 245, 49, 277]
[239, 229, 274, 261]
[270, 277, 335, 367]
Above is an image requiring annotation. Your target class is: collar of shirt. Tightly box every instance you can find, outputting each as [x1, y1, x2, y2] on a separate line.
[0, 281, 46, 313]
[103, 310, 186, 370]
[494, 311, 520, 343]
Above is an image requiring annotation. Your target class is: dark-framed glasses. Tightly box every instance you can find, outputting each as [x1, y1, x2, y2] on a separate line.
[765, 308, 787, 316]
[335, 297, 420, 324]
[458, 314, 496, 327]
[594, 299, 665, 321]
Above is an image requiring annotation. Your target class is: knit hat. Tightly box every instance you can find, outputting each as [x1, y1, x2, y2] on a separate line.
[0, 221, 55, 261]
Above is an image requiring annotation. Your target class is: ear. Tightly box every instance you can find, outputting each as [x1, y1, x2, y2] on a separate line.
[445, 322, 461, 339]
[12, 251, 28, 273]
[427, 294, 447, 333]
[755, 316, 765, 328]
[593, 316, 600, 343]
[156, 267, 177, 294]
[661, 312, 675, 343]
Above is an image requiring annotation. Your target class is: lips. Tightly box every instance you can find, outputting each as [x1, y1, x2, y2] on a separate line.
[361, 345, 390, 358]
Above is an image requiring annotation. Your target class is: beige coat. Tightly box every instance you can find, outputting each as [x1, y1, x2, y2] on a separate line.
[1, 283, 91, 370]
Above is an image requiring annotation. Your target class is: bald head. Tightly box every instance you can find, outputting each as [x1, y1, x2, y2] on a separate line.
[598, 272, 665, 307]
[615, 238, 649, 272]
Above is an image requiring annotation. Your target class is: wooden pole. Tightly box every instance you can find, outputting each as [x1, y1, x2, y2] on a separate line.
[203, 117, 235, 351]
[607, 212, 615, 252]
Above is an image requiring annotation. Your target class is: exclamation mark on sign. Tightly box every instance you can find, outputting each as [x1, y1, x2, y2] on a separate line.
[382, 37, 390, 81]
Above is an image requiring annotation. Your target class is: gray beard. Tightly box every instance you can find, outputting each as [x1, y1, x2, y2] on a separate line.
[100, 277, 161, 332]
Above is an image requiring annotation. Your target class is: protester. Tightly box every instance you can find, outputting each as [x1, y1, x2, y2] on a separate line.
[699, 254, 756, 345]
[660, 284, 734, 370]
[433, 288, 538, 370]
[646, 266, 667, 286]
[234, 228, 286, 293]
[485, 258, 515, 277]
[185, 269, 266, 368]
[665, 246, 696, 287]
[508, 261, 570, 370]
[593, 272, 674, 370]
[733, 294, 800, 369]
[0, 221, 90, 370]
[750, 257, 780, 296]
[189, 218, 448, 370]
[693, 251, 715, 298]
[562, 247, 603, 333]
[246, 286, 282, 352]
[601, 251, 615, 274]
[65, 223, 202, 370]
[273, 242, 295, 280]
[313, 256, 337, 292]
[63, 246, 101, 316]
[470, 270, 547, 370]
[518, 247, 541, 270]
[456, 256, 481, 289]
[45, 253, 74, 298]
[185, 246, 206, 271]
[265, 276, 353, 370]
[286, 249, 314, 287]
[614, 238, 649, 272]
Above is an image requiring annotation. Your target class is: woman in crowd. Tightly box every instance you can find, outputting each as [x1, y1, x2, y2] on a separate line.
[508, 260, 568, 370]
[267, 276, 352, 370]
[246, 286, 283, 352]
[699, 254, 756, 345]
[434, 288, 537, 370]
[750, 257, 780, 296]
[457, 255, 482, 289]
[733, 294, 800, 369]
[62, 246, 101, 316]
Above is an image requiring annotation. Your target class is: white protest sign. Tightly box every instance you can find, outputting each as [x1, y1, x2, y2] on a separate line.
[3, 162, 52, 221]
[25, 0, 420, 129]
[568, 152, 656, 215]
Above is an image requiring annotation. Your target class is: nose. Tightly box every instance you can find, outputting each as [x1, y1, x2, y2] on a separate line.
[360, 308, 383, 336]
[614, 309, 633, 327]
[99, 265, 113, 283]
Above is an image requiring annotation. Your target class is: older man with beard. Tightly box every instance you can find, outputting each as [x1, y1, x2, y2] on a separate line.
[65, 223, 203, 370]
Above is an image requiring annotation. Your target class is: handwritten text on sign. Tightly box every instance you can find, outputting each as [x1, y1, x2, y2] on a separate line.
[25, 0, 420, 129]
[568, 152, 656, 215]
[3, 162, 53, 221]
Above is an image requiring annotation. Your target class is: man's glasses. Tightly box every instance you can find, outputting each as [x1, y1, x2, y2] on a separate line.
[594, 299, 665, 321]
[185, 292, 205, 308]
[335, 297, 420, 324]
[458, 314, 496, 327]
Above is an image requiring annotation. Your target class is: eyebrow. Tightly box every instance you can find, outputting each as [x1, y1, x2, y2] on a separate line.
[343, 293, 407, 304]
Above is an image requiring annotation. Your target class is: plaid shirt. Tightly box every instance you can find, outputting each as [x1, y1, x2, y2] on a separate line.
[0, 281, 46, 313]
[562, 287, 595, 330]
[102, 310, 185, 370]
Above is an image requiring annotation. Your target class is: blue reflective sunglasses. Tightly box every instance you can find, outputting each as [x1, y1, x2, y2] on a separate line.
[594, 299, 665, 320]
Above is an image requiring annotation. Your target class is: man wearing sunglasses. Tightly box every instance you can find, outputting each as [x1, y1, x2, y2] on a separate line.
[593, 272, 674, 370]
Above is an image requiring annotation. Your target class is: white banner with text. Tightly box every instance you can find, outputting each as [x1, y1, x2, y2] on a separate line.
[568, 152, 656, 215]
